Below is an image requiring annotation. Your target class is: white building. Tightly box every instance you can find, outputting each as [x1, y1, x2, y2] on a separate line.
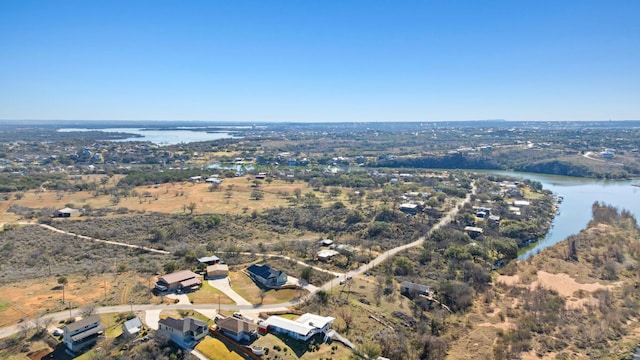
[263, 313, 334, 342]
[63, 315, 104, 352]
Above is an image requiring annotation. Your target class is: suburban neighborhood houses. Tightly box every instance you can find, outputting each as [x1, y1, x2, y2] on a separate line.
[0, 120, 597, 360]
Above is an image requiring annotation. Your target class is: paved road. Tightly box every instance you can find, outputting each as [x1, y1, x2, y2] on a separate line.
[0, 182, 475, 341]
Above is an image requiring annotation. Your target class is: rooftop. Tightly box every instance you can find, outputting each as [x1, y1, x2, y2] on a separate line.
[65, 315, 101, 333]
[159, 317, 207, 333]
[123, 317, 143, 334]
[197, 255, 220, 263]
[264, 313, 334, 336]
[217, 316, 257, 334]
[158, 270, 200, 285]
[247, 264, 284, 279]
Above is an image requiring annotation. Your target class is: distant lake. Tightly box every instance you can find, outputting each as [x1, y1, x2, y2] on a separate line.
[57, 127, 241, 146]
[488, 171, 640, 259]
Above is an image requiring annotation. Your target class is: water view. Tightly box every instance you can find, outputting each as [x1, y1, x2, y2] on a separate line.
[493, 172, 640, 259]
[57, 127, 240, 145]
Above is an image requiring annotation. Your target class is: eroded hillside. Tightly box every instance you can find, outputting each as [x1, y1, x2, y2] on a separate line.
[446, 203, 640, 359]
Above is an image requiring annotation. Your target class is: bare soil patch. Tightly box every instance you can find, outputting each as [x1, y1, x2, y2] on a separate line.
[0, 273, 150, 327]
[531, 270, 614, 297]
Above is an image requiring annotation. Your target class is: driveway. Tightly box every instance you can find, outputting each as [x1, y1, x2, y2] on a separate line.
[286, 276, 318, 293]
[144, 309, 162, 330]
[208, 277, 252, 306]
[165, 293, 191, 305]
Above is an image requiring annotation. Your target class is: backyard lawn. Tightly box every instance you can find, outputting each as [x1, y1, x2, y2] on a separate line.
[195, 337, 246, 360]
[229, 271, 305, 305]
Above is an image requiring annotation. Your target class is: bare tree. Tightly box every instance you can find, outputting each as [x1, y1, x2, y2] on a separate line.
[187, 202, 197, 215]
[339, 309, 353, 333]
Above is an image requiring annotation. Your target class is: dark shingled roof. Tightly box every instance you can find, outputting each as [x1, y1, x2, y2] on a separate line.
[246, 264, 283, 279]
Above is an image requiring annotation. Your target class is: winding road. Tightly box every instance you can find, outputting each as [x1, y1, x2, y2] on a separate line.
[0, 182, 475, 341]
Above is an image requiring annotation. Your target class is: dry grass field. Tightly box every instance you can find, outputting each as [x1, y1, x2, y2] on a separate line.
[195, 337, 246, 360]
[0, 272, 151, 326]
[0, 176, 367, 224]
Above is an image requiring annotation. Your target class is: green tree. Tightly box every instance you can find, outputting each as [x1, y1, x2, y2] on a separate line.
[163, 261, 177, 274]
[300, 266, 314, 282]
[250, 189, 264, 200]
[57, 276, 68, 303]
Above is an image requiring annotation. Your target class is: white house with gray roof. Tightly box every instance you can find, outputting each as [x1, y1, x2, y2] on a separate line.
[63, 315, 104, 352]
[262, 313, 334, 342]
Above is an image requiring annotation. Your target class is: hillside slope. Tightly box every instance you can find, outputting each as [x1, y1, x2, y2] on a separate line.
[446, 202, 640, 359]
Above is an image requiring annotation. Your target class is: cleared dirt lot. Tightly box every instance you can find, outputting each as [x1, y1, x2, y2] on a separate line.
[0, 273, 151, 327]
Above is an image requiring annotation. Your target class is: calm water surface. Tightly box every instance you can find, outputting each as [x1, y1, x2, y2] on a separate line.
[491, 172, 640, 259]
[58, 127, 238, 145]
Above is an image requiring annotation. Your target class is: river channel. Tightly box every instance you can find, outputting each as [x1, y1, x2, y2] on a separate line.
[486, 172, 640, 259]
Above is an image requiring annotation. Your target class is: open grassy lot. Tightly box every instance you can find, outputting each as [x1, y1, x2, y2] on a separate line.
[1, 174, 392, 224]
[195, 336, 247, 360]
[0, 273, 151, 327]
[229, 271, 304, 305]
[1, 177, 317, 223]
[187, 281, 235, 305]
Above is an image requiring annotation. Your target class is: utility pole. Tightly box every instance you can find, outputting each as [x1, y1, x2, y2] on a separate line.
[68, 302, 72, 322]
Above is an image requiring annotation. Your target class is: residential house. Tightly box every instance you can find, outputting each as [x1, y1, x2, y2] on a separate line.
[262, 313, 334, 342]
[197, 255, 220, 266]
[464, 226, 484, 238]
[319, 239, 334, 247]
[122, 317, 143, 337]
[63, 315, 105, 352]
[215, 316, 258, 343]
[399, 203, 419, 215]
[206, 263, 229, 279]
[400, 282, 432, 298]
[246, 264, 287, 288]
[155, 270, 201, 292]
[54, 207, 80, 218]
[157, 317, 208, 348]
[205, 177, 223, 184]
[316, 249, 339, 262]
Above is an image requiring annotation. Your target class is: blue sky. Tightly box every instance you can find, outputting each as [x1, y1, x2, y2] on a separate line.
[0, 1, 638, 122]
